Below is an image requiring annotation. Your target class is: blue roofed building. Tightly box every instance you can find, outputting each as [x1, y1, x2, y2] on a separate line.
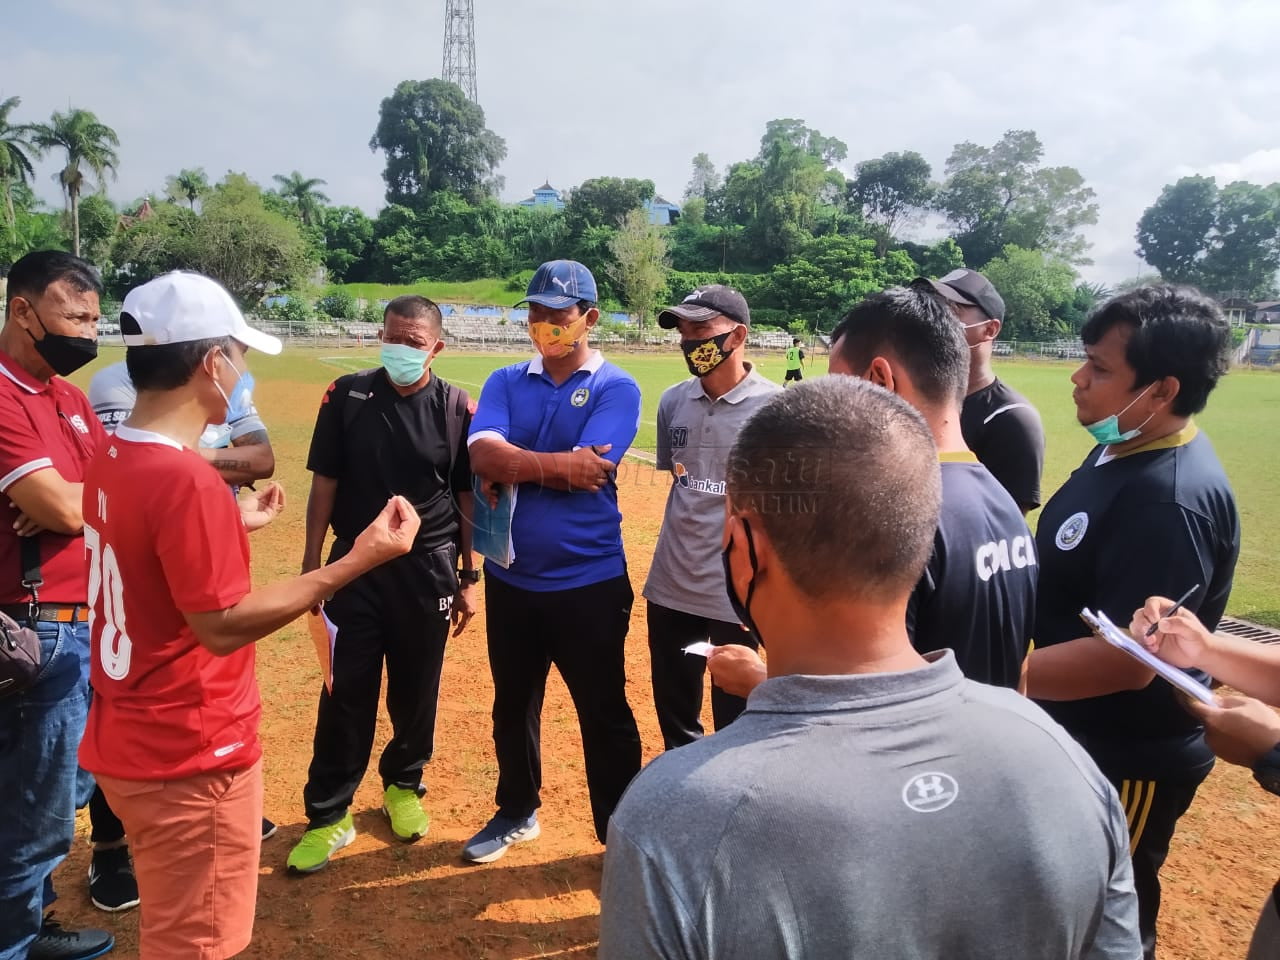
[516, 182, 681, 225]
[517, 182, 566, 210]
[644, 194, 681, 226]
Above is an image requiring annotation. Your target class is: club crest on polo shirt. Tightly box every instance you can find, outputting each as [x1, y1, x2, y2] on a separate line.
[68, 413, 90, 434]
[1055, 511, 1089, 551]
[571, 387, 590, 407]
[669, 426, 688, 448]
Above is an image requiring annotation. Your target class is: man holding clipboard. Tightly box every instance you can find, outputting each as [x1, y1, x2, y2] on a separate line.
[1025, 286, 1240, 960]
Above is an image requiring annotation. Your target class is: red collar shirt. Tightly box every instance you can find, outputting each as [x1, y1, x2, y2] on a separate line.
[0, 349, 105, 603]
[78, 425, 257, 780]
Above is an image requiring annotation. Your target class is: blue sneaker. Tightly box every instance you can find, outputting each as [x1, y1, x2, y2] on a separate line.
[461, 812, 540, 863]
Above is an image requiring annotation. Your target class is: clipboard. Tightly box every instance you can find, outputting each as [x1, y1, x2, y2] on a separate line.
[1079, 607, 1215, 705]
[307, 606, 338, 694]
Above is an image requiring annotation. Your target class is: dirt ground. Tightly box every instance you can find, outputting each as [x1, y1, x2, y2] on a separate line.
[51, 378, 1280, 959]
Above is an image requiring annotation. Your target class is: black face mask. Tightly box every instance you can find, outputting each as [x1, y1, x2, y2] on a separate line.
[25, 305, 97, 377]
[681, 331, 735, 378]
[721, 518, 765, 647]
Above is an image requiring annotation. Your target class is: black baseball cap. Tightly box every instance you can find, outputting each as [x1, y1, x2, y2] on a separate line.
[913, 269, 1006, 322]
[658, 284, 751, 329]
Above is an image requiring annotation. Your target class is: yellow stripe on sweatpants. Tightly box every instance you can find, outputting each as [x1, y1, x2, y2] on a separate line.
[1130, 780, 1157, 856]
[1119, 780, 1133, 824]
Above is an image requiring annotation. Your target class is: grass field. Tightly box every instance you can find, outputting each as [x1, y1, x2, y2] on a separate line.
[65, 345, 1280, 958]
[86, 345, 1280, 626]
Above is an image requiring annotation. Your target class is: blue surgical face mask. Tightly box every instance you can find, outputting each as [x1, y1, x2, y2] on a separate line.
[1084, 382, 1155, 445]
[214, 350, 255, 423]
[381, 342, 434, 386]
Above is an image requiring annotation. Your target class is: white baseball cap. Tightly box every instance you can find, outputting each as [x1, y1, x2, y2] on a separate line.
[121, 271, 282, 356]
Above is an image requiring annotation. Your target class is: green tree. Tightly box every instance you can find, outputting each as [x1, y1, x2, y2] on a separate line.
[111, 173, 313, 306]
[564, 177, 654, 236]
[920, 238, 965, 277]
[849, 151, 935, 256]
[272, 171, 329, 227]
[76, 193, 117, 264]
[1135, 175, 1217, 284]
[935, 129, 1098, 267]
[321, 205, 374, 282]
[760, 234, 917, 328]
[1200, 181, 1280, 298]
[30, 108, 120, 257]
[979, 245, 1078, 341]
[318, 289, 357, 319]
[0, 184, 69, 268]
[0, 96, 36, 238]
[683, 152, 721, 201]
[369, 78, 506, 206]
[1137, 176, 1280, 298]
[607, 208, 670, 326]
[164, 167, 210, 210]
[712, 119, 850, 267]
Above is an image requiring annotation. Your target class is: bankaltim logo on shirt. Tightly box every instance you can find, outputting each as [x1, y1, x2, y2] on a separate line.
[672, 462, 725, 495]
[1055, 512, 1089, 551]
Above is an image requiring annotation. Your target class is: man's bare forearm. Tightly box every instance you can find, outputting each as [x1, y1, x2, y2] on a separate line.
[457, 490, 476, 570]
[304, 475, 339, 569]
[469, 439, 578, 489]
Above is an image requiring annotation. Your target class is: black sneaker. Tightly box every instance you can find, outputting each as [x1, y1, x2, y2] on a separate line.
[88, 846, 140, 913]
[262, 817, 278, 840]
[30, 914, 114, 959]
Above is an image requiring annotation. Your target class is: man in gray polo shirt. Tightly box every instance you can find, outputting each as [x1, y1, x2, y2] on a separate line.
[642, 285, 780, 749]
[600, 378, 1139, 960]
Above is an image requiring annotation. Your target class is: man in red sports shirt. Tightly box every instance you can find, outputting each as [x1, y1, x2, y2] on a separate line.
[78, 272, 420, 959]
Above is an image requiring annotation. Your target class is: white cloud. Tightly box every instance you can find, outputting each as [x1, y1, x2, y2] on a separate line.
[8, 0, 1280, 286]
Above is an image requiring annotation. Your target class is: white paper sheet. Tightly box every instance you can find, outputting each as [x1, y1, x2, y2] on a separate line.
[1080, 607, 1216, 705]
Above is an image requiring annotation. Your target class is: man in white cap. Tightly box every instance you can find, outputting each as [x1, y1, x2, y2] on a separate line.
[77, 272, 421, 958]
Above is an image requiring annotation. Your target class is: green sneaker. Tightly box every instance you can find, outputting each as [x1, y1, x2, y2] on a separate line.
[286, 813, 355, 875]
[383, 785, 430, 842]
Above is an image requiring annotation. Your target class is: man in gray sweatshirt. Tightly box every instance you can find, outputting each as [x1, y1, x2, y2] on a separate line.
[598, 377, 1140, 960]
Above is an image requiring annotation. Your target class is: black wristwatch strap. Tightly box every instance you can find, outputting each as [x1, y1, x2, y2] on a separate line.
[457, 568, 481, 584]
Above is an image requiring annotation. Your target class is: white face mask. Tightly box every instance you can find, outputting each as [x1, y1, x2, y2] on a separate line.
[959, 319, 990, 350]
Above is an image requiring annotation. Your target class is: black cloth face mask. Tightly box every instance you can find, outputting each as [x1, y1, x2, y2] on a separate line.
[25, 305, 97, 376]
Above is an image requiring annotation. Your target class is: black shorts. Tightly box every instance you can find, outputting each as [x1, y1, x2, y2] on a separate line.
[784, 368, 803, 382]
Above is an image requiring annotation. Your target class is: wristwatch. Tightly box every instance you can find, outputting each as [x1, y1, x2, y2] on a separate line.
[457, 569, 481, 585]
[1253, 742, 1280, 797]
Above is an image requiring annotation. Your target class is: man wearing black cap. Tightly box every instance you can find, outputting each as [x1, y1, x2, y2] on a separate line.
[643, 286, 779, 749]
[915, 269, 1045, 514]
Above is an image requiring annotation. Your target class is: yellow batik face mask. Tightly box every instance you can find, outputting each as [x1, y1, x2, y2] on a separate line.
[529, 316, 588, 360]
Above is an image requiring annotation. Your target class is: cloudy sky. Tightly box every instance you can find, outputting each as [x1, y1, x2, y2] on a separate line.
[10, 0, 1280, 282]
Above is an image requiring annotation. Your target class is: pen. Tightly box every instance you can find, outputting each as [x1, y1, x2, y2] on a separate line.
[1144, 583, 1201, 637]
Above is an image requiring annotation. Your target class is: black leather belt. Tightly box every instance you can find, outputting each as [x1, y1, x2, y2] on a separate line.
[0, 603, 88, 624]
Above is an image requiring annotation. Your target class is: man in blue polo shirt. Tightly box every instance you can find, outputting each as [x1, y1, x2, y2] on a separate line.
[463, 260, 642, 864]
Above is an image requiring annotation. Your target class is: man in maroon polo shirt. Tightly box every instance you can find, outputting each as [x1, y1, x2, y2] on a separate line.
[0, 250, 114, 959]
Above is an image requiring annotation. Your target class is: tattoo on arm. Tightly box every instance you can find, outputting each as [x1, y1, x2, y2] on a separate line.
[211, 459, 252, 472]
[231, 430, 270, 448]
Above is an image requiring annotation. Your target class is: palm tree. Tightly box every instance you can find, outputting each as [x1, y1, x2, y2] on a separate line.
[0, 97, 36, 238]
[30, 108, 120, 257]
[272, 171, 329, 227]
[165, 167, 209, 210]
